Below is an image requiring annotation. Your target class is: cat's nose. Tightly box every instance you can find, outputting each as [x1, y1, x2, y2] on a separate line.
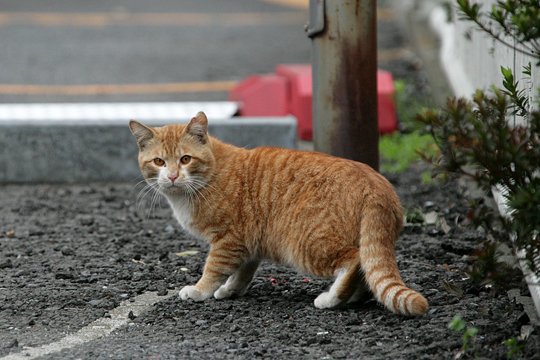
[168, 174, 178, 183]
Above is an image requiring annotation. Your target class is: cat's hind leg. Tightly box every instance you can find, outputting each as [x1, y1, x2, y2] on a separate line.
[214, 260, 260, 299]
[314, 258, 363, 309]
[346, 280, 371, 304]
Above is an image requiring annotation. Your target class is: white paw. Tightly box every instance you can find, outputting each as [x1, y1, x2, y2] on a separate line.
[214, 285, 235, 300]
[314, 291, 341, 309]
[179, 285, 209, 301]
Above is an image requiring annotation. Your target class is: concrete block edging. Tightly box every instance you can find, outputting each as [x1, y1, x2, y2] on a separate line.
[0, 103, 297, 183]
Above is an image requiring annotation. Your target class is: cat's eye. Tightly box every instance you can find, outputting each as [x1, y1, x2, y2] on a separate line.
[153, 158, 165, 167]
[180, 155, 192, 165]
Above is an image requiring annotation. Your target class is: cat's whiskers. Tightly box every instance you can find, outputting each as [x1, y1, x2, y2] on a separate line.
[136, 182, 157, 204]
[135, 179, 158, 201]
[133, 177, 154, 188]
[178, 181, 196, 209]
[182, 181, 202, 204]
[135, 177, 158, 193]
[181, 176, 214, 205]
[188, 177, 213, 191]
[135, 178, 161, 218]
[187, 176, 218, 201]
[147, 183, 164, 219]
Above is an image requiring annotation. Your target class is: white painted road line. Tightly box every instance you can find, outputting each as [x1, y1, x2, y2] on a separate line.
[1, 290, 177, 360]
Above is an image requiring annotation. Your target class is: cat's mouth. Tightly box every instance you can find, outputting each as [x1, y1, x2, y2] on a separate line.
[157, 179, 197, 197]
[158, 180, 185, 192]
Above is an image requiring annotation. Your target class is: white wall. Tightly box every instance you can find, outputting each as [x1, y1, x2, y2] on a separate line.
[448, 0, 539, 124]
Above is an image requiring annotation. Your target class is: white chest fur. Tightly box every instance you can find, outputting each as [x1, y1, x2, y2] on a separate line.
[166, 196, 199, 238]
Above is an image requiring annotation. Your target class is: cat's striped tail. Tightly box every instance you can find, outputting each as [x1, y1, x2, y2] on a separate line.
[359, 204, 428, 316]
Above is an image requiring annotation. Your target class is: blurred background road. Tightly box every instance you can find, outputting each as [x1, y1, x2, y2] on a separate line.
[0, 0, 413, 104]
[0, 0, 310, 103]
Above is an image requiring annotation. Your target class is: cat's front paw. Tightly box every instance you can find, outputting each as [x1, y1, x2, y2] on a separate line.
[213, 285, 233, 300]
[179, 285, 211, 301]
[314, 291, 341, 309]
[214, 284, 243, 300]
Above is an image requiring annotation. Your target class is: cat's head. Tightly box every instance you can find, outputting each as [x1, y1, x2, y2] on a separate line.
[128, 112, 215, 196]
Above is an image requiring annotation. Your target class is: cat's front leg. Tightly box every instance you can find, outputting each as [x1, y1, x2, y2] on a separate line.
[179, 285, 209, 301]
[214, 260, 260, 299]
[179, 240, 249, 302]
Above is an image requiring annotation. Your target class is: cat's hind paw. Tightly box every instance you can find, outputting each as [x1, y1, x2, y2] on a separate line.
[179, 285, 210, 301]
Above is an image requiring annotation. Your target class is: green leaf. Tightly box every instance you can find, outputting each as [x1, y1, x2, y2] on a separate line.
[448, 315, 466, 332]
[522, 62, 532, 77]
[500, 66, 514, 82]
[405, 207, 425, 224]
[464, 327, 478, 338]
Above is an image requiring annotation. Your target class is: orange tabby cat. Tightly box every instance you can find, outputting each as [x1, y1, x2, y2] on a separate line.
[129, 112, 428, 316]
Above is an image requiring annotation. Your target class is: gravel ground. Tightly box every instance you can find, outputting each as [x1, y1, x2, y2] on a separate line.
[1, 163, 539, 359]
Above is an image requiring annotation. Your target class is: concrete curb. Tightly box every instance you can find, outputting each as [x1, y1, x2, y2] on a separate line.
[0, 103, 297, 183]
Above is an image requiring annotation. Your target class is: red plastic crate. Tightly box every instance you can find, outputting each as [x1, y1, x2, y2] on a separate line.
[228, 74, 289, 117]
[377, 69, 397, 134]
[229, 65, 398, 141]
[275, 64, 313, 140]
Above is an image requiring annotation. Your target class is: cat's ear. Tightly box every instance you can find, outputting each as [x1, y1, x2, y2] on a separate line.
[186, 112, 208, 144]
[129, 120, 155, 150]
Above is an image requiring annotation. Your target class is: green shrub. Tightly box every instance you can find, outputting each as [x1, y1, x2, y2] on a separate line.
[417, 0, 540, 279]
[379, 80, 437, 180]
[448, 315, 479, 356]
[379, 132, 437, 176]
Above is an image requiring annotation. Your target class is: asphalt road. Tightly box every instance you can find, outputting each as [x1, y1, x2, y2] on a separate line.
[1, 164, 537, 359]
[0, 0, 410, 104]
[0, 0, 311, 103]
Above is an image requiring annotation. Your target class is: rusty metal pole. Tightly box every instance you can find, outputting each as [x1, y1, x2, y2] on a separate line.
[308, 0, 379, 170]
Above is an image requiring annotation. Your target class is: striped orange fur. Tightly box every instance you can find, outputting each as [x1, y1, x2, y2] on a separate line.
[129, 112, 428, 316]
